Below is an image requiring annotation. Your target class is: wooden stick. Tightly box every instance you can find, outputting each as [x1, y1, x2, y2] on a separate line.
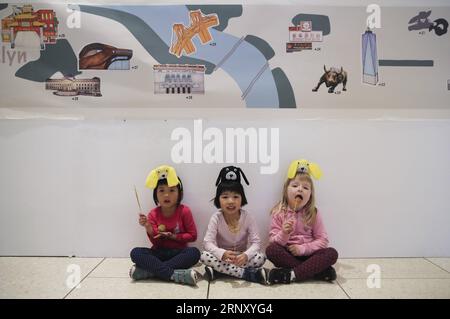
[134, 185, 143, 213]
[294, 197, 300, 212]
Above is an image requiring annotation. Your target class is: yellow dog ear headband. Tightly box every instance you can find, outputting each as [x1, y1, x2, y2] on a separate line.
[287, 159, 323, 180]
[145, 165, 180, 189]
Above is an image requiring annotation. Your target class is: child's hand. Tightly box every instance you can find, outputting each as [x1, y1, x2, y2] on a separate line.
[234, 253, 248, 267]
[222, 250, 237, 263]
[282, 218, 296, 234]
[138, 214, 148, 226]
[287, 244, 302, 256]
[154, 232, 175, 240]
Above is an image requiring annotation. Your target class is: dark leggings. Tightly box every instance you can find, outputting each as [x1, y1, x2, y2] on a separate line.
[130, 247, 200, 280]
[266, 243, 338, 281]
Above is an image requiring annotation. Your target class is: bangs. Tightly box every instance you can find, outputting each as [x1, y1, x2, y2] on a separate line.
[217, 181, 244, 195]
[292, 172, 313, 185]
[214, 181, 248, 208]
[156, 178, 168, 187]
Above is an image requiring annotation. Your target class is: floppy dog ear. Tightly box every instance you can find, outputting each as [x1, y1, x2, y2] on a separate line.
[166, 166, 179, 187]
[287, 160, 299, 179]
[145, 168, 158, 189]
[215, 167, 225, 186]
[308, 162, 323, 180]
[238, 168, 249, 185]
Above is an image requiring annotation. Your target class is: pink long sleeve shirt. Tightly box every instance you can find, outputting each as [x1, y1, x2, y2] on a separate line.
[203, 210, 261, 261]
[269, 207, 329, 256]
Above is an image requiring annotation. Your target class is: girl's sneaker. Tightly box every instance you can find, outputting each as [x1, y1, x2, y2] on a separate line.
[171, 269, 199, 286]
[242, 267, 268, 285]
[129, 264, 154, 280]
[314, 266, 337, 282]
[204, 265, 216, 282]
[268, 268, 292, 284]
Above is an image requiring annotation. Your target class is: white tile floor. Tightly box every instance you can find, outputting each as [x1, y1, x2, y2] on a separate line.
[1, 257, 449, 299]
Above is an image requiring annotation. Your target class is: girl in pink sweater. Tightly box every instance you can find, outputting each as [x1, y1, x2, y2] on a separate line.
[266, 162, 338, 284]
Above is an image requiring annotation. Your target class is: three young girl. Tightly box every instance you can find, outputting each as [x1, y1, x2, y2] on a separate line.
[130, 161, 338, 286]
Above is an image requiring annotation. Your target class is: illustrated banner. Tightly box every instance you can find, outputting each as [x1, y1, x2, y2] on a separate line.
[1, 3, 449, 109]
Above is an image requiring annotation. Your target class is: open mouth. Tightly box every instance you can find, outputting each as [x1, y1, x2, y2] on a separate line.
[295, 195, 303, 201]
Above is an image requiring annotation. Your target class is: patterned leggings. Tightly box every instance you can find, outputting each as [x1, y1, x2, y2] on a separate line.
[266, 243, 338, 281]
[200, 251, 266, 278]
[130, 247, 200, 280]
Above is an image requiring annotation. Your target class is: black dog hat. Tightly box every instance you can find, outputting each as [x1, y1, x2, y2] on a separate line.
[214, 166, 249, 208]
[215, 166, 249, 186]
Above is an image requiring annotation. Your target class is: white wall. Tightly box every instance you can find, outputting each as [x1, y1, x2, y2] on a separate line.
[1, 117, 449, 257]
[1, 0, 449, 257]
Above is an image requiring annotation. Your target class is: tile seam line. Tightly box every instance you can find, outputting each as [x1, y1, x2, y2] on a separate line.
[336, 279, 352, 299]
[62, 257, 107, 299]
[206, 280, 210, 299]
[423, 258, 450, 274]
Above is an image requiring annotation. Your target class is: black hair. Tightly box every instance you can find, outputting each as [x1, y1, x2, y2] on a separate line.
[213, 181, 248, 209]
[153, 178, 183, 206]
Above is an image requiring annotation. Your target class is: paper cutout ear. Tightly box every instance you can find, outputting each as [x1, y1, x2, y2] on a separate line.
[238, 168, 250, 185]
[287, 160, 299, 179]
[145, 169, 158, 189]
[308, 162, 323, 180]
[166, 166, 179, 187]
[215, 167, 226, 186]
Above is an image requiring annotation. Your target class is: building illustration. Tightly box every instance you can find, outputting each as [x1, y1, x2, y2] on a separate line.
[45, 76, 102, 97]
[362, 28, 379, 85]
[1, 4, 58, 50]
[287, 21, 323, 53]
[153, 64, 205, 95]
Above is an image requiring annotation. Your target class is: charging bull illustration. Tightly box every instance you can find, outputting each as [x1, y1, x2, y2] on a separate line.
[312, 65, 348, 93]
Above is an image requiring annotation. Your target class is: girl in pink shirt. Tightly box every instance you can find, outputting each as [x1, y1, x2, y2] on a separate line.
[266, 164, 338, 284]
[201, 166, 267, 284]
[129, 166, 200, 286]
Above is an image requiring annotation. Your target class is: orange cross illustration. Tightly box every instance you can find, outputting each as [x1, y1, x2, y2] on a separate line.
[170, 10, 219, 58]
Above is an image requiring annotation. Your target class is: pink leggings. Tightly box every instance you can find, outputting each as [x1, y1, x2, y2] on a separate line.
[266, 243, 338, 281]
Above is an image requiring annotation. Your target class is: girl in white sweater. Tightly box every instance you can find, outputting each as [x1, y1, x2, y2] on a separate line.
[200, 166, 267, 284]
